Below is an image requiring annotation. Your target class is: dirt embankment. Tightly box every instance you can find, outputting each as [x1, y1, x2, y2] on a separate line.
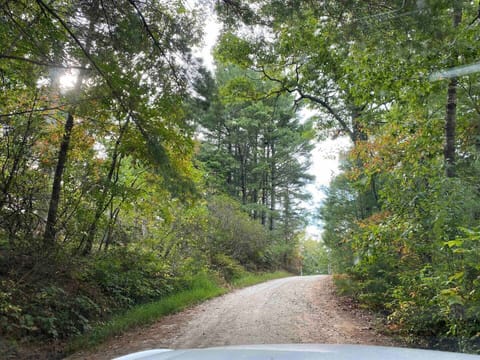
[68, 275, 396, 360]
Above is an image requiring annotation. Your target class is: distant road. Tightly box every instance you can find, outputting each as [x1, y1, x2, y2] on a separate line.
[69, 275, 395, 359]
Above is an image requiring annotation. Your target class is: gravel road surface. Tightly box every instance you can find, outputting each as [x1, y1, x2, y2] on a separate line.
[68, 275, 395, 359]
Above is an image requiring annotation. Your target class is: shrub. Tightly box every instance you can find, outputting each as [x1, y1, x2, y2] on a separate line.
[87, 248, 173, 308]
[211, 254, 246, 282]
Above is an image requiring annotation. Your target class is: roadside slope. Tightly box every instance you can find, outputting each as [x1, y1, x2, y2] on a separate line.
[69, 275, 396, 359]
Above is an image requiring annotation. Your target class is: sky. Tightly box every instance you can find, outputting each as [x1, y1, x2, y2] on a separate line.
[191, 4, 221, 71]
[194, 8, 351, 240]
[304, 137, 351, 239]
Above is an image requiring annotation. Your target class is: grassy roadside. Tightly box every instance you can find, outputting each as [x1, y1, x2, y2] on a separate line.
[231, 270, 292, 288]
[67, 270, 291, 355]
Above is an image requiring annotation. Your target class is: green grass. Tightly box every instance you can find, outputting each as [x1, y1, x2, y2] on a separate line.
[67, 270, 292, 355]
[67, 273, 225, 354]
[231, 270, 292, 288]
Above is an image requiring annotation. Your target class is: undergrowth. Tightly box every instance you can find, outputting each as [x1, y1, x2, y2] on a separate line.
[1, 244, 292, 359]
[67, 273, 225, 353]
[67, 270, 291, 355]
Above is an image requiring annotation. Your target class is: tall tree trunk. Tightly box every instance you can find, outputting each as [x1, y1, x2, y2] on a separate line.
[43, 2, 98, 248]
[444, 78, 458, 177]
[444, 2, 462, 178]
[239, 144, 247, 205]
[43, 112, 74, 247]
[234, 143, 239, 197]
[252, 131, 258, 219]
[269, 141, 275, 231]
[351, 106, 367, 143]
[261, 141, 269, 226]
[261, 175, 267, 226]
[226, 141, 233, 185]
[282, 186, 291, 266]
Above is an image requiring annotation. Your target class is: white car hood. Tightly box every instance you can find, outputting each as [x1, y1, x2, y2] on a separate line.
[113, 344, 480, 360]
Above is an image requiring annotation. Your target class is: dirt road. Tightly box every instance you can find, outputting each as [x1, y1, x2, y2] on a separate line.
[69, 275, 396, 359]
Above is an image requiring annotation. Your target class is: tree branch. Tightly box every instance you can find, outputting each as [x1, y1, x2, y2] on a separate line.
[0, 97, 103, 119]
[127, 0, 181, 85]
[295, 90, 354, 141]
[0, 54, 89, 70]
[469, 0, 480, 26]
[257, 66, 355, 141]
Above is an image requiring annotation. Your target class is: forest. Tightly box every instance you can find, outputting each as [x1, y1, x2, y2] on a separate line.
[1, 0, 480, 357]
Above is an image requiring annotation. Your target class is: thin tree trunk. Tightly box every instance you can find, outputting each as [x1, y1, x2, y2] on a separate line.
[238, 144, 247, 205]
[252, 131, 258, 219]
[269, 141, 275, 231]
[282, 186, 291, 266]
[104, 206, 120, 252]
[261, 178, 267, 226]
[0, 91, 37, 210]
[81, 120, 129, 255]
[261, 142, 269, 226]
[227, 141, 233, 185]
[234, 143, 239, 197]
[444, 78, 458, 177]
[444, 2, 462, 178]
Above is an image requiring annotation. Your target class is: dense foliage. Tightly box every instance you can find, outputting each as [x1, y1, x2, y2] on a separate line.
[300, 237, 329, 275]
[214, 0, 480, 354]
